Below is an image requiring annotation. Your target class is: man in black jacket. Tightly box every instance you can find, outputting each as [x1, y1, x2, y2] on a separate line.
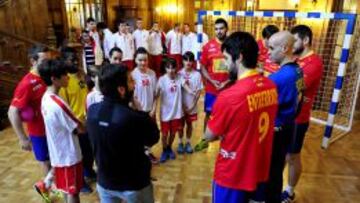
[87, 64, 159, 203]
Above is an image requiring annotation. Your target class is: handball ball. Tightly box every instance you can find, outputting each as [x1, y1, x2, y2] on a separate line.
[20, 106, 35, 122]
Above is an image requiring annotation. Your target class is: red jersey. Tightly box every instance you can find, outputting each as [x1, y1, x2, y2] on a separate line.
[11, 71, 46, 136]
[208, 70, 278, 191]
[296, 52, 323, 123]
[200, 39, 229, 95]
[257, 39, 267, 64]
[257, 39, 279, 76]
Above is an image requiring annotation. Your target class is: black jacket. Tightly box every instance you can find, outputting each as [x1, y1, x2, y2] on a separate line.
[87, 97, 159, 191]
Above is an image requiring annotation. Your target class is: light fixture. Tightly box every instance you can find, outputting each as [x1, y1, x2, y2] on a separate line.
[156, 3, 182, 15]
[166, 4, 178, 14]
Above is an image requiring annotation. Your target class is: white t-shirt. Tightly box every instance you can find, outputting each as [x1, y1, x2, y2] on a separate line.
[133, 29, 149, 51]
[112, 32, 135, 61]
[166, 29, 182, 55]
[179, 68, 203, 115]
[103, 28, 114, 59]
[131, 68, 157, 112]
[148, 31, 164, 55]
[41, 91, 82, 167]
[182, 32, 197, 55]
[86, 89, 103, 110]
[157, 74, 183, 121]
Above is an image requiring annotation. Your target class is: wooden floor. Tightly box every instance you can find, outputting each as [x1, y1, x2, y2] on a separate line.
[0, 112, 360, 203]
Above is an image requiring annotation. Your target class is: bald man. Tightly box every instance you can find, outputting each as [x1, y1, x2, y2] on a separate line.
[281, 25, 324, 203]
[265, 31, 304, 203]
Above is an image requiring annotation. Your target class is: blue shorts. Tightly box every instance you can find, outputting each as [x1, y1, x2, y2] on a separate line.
[212, 182, 266, 203]
[287, 122, 309, 154]
[204, 93, 217, 114]
[29, 135, 49, 162]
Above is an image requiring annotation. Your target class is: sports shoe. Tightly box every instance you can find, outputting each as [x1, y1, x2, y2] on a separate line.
[148, 152, 159, 164]
[177, 143, 185, 154]
[281, 191, 295, 203]
[168, 148, 176, 160]
[33, 180, 51, 203]
[194, 139, 209, 152]
[80, 181, 93, 194]
[50, 187, 63, 201]
[185, 142, 193, 154]
[160, 150, 168, 163]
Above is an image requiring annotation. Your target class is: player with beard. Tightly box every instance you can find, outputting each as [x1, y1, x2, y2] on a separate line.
[197, 18, 230, 141]
[281, 25, 324, 203]
[196, 31, 278, 203]
[59, 47, 95, 193]
[87, 64, 159, 203]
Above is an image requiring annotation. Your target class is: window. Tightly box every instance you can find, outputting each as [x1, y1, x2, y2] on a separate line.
[65, 0, 104, 29]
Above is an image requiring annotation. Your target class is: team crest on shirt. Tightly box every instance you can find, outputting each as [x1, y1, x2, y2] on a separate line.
[213, 59, 227, 73]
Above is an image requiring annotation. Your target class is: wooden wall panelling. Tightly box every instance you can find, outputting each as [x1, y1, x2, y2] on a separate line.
[47, 0, 68, 46]
[0, 1, 48, 66]
[0, 0, 51, 114]
[0, 0, 50, 45]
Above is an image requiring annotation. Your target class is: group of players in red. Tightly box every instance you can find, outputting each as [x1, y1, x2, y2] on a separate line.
[195, 19, 323, 203]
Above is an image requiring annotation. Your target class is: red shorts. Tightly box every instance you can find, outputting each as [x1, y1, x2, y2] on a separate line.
[161, 119, 183, 135]
[168, 54, 182, 71]
[149, 54, 163, 77]
[122, 60, 135, 71]
[183, 113, 198, 125]
[54, 162, 83, 195]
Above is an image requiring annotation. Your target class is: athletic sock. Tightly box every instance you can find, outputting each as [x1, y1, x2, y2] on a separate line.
[43, 169, 54, 189]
